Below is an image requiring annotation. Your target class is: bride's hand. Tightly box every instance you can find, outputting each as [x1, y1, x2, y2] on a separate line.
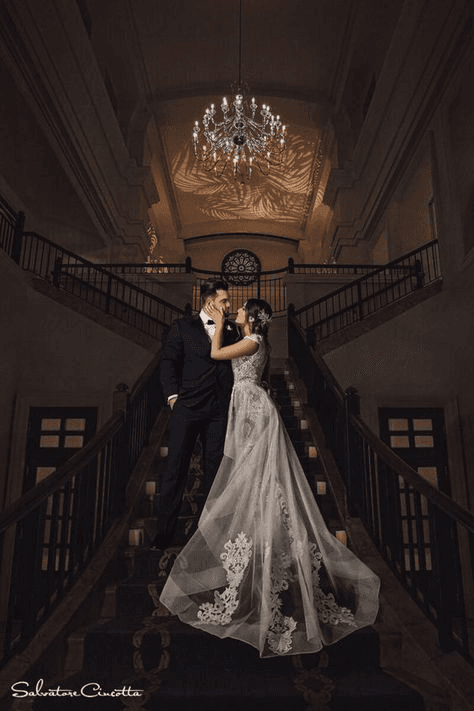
[204, 301, 225, 327]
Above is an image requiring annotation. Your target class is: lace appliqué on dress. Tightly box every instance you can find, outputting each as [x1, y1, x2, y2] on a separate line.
[197, 532, 253, 626]
[232, 335, 267, 385]
[309, 543, 357, 627]
[277, 485, 294, 544]
[264, 490, 356, 654]
[266, 552, 297, 655]
[265, 489, 298, 655]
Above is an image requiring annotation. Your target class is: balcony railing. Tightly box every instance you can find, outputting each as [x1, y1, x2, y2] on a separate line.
[294, 241, 441, 339]
[288, 261, 379, 277]
[96, 259, 192, 276]
[2, 222, 184, 338]
[191, 266, 288, 316]
[289, 315, 474, 665]
[94, 249, 440, 324]
[0, 353, 164, 666]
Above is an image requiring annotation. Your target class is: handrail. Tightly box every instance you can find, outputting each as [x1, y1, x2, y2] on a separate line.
[0, 416, 122, 533]
[22, 233, 183, 303]
[16, 230, 185, 336]
[0, 194, 185, 338]
[191, 265, 289, 277]
[0, 198, 19, 259]
[355, 413, 474, 532]
[0, 347, 165, 664]
[191, 266, 289, 315]
[80, 262, 190, 274]
[307, 335, 474, 531]
[98, 262, 376, 278]
[0, 194, 16, 221]
[23, 230, 186, 309]
[289, 314, 474, 664]
[294, 255, 430, 315]
[294, 240, 441, 337]
[89, 246, 438, 323]
[0, 348, 160, 533]
[290, 262, 380, 276]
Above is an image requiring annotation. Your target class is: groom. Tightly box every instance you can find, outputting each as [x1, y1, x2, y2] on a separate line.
[151, 279, 241, 550]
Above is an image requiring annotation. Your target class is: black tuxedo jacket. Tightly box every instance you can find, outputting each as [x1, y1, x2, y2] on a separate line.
[160, 315, 241, 410]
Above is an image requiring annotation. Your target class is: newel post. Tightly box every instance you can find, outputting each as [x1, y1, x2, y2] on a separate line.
[113, 382, 130, 415]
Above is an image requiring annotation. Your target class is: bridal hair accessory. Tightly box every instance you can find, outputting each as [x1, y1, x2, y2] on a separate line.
[258, 310, 272, 324]
[248, 310, 271, 324]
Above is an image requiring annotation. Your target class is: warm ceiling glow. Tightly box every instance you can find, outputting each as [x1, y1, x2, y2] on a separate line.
[172, 132, 321, 223]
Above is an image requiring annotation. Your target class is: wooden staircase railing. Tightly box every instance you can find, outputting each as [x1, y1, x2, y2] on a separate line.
[0, 204, 184, 339]
[293, 240, 441, 341]
[0, 350, 165, 668]
[289, 314, 474, 665]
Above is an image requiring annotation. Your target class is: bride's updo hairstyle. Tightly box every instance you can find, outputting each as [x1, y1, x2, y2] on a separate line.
[245, 298, 273, 343]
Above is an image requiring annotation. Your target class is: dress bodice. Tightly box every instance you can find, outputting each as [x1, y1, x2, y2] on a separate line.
[232, 334, 267, 385]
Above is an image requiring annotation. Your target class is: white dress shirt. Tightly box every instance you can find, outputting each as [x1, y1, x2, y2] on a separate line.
[200, 308, 216, 338]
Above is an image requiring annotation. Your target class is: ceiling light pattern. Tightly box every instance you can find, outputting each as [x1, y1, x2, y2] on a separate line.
[172, 132, 317, 223]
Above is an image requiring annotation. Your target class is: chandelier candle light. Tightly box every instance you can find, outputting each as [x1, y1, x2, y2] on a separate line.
[192, 93, 287, 180]
[192, 0, 287, 181]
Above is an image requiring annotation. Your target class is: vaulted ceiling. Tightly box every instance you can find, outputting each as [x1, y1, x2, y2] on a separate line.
[0, 0, 403, 261]
[82, 0, 404, 255]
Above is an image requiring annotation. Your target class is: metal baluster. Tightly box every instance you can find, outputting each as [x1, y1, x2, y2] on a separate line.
[11, 211, 25, 265]
[105, 273, 112, 313]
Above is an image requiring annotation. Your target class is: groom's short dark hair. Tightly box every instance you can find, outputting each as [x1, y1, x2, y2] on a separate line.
[200, 279, 229, 304]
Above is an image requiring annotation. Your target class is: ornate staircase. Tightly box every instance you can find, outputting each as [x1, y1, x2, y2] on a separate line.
[24, 367, 424, 711]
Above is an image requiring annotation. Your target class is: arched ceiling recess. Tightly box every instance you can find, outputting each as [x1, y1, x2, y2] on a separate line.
[183, 233, 299, 273]
[148, 95, 332, 247]
[87, 0, 404, 257]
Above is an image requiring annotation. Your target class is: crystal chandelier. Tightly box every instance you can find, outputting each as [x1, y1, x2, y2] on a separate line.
[192, 1, 287, 182]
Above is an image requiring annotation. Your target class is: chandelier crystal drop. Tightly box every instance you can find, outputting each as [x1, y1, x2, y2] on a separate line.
[192, 0, 286, 181]
[192, 87, 287, 181]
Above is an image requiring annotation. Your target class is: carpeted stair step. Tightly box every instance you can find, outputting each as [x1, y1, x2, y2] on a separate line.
[53, 609, 422, 711]
[124, 546, 179, 579]
[80, 620, 146, 676]
[114, 576, 164, 619]
[328, 671, 425, 711]
[269, 372, 345, 531]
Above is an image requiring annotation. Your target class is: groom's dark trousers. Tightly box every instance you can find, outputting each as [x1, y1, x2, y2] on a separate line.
[153, 314, 240, 548]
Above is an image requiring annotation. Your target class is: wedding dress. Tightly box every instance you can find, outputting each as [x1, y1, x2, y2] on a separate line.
[159, 334, 380, 657]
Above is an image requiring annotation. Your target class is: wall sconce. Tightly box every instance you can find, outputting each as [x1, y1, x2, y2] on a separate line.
[316, 481, 327, 495]
[128, 528, 144, 546]
[145, 481, 156, 499]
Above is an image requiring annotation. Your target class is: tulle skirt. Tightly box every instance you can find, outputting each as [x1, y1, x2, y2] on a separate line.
[159, 380, 380, 657]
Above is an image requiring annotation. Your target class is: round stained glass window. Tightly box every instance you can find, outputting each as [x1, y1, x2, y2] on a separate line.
[221, 249, 261, 286]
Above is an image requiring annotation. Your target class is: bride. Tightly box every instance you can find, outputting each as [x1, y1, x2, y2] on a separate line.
[159, 298, 380, 657]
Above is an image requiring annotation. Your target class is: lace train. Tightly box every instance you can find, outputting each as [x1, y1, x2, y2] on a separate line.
[160, 338, 379, 657]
